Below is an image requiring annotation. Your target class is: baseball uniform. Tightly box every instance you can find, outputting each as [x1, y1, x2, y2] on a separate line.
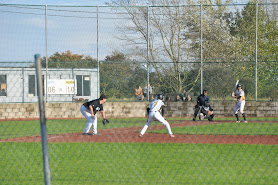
[233, 85, 247, 122]
[80, 99, 104, 134]
[233, 89, 245, 114]
[139, 98, 174, 137]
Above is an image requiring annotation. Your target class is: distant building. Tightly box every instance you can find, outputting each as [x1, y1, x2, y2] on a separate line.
[0, 68, 99, 103]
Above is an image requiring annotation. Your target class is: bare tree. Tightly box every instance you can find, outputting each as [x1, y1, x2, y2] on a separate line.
[111, 0, 237, 94]
[110, 0, 200, 93]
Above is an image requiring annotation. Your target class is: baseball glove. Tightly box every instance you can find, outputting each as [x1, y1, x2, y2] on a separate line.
[102, 119, 110, 126]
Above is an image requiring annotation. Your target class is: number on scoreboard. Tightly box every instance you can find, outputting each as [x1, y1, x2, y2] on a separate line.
[46, 79, 76, 95]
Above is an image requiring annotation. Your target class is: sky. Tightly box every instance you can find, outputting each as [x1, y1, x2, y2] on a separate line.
[0, 0, 254, 6]
[0, 0, 123, 63]
[0, 0, 255, 63]
[0, 0, 110, 6]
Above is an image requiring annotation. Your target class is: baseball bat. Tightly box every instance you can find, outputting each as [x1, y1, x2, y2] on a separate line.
[231, 80, 239, 96]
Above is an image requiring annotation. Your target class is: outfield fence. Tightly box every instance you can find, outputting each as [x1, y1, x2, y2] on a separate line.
[0, 3, 277, 102]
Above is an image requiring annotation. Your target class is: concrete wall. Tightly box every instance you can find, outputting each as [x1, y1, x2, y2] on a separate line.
[0, 101, 277, 120]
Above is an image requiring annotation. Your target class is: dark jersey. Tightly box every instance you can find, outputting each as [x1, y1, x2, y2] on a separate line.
[196, 94, 210, 107]
[83, 99, 103, 115]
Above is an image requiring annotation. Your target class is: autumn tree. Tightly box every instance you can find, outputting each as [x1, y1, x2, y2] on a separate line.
[41, 50, 97, 68]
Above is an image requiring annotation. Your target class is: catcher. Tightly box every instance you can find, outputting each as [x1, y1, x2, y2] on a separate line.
[199, 101, 214, 121]
[193, 90, 214, 121]
[80, 94, 110, 135]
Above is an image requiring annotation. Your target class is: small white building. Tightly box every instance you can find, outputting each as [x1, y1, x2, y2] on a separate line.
[0, 67, 99, 103]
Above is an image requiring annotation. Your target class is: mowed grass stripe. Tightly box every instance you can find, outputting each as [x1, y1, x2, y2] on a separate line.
[0, 118, 183, 140]
[0, 118, 277, 139]
[0, 142, 277, 185]
[151, 122, 278, 135]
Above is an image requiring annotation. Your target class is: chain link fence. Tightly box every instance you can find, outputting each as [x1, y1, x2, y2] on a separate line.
[0, 3, 277, 102]
[0, 3, 277, 185]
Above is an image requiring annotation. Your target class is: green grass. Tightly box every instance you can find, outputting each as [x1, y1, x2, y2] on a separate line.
[212, 117, 278, 121]
[0, 142, 277, 185]
[0, 118, 183, 139]
[0, 117, 277, 184]
[152, 122, 278, 135]
[0, 117, 277, 139]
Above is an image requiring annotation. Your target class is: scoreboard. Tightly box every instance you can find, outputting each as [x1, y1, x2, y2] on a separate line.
[46, 79, 76, 95]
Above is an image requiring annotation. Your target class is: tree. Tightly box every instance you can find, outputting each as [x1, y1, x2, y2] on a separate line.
[41, 50, 97, 68]
[228, 1, 278, 99]
[111, 0, 237, 97]
[100, 51, 146, 99]
[111, 0, 199, 94]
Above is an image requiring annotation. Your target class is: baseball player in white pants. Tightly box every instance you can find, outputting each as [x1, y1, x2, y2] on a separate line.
[139, 94, 175, 138]
[80, 105, 99, 134]
[232, 84, 247, 123]
[80, 94, 109, 135]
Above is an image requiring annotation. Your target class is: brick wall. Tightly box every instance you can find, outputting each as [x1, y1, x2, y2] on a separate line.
[0, 101, 277, 120]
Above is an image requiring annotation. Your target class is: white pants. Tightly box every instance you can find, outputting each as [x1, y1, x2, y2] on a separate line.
[80, 105, 98, 134]
[234, 100, 245, 114]
[140, 111, 173, 136]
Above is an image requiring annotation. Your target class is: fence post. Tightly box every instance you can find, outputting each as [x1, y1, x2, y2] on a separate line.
[255, 3, 258, 101]
[200, 4, 203, 94]
[45, 5, 48, 103]
[147, 5, 150, 102]
[35, 54, 51, 185]
[97, 6, 100, 98]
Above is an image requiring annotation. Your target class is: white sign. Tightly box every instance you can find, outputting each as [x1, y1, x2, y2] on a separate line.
[46, 79, 76, 95]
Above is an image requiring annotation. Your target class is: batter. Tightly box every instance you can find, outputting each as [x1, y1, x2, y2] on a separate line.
[139, 94, 175, 138]
[232, 84, 247, 123]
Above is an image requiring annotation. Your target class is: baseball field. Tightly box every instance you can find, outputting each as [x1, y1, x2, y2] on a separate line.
[0, 117, 277, 184]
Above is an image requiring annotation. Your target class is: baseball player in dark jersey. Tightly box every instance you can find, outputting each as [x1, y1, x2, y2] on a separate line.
[80, 94, 109, 135]
[193, 90, 213, 121]
[199, 101, 214, 121]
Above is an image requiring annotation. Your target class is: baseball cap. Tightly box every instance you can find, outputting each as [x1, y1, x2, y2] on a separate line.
[99, 94, 107, 100]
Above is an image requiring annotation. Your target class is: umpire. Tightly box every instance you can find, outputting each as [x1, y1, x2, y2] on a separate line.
[193, 90, 210, 121]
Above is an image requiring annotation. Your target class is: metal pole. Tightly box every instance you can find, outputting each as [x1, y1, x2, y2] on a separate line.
[200, 4, 203, 94]
[147, 6, 150, 102]
[35, 54, 51, 185]
[255, 3, 258, 101]
[22, 68, 24, 103]
[45, 5, 48, 103]
[97, 6, 100, 98]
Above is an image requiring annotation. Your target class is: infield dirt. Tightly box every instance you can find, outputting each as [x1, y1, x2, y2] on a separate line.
[1, 120, 277, 144]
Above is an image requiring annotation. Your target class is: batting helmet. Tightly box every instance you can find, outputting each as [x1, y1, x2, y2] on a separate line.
[157, 94, 164, 100]
[237, 84, 241, 88]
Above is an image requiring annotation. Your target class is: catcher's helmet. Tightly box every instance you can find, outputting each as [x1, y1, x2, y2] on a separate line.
[157, 94, 164, 100]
